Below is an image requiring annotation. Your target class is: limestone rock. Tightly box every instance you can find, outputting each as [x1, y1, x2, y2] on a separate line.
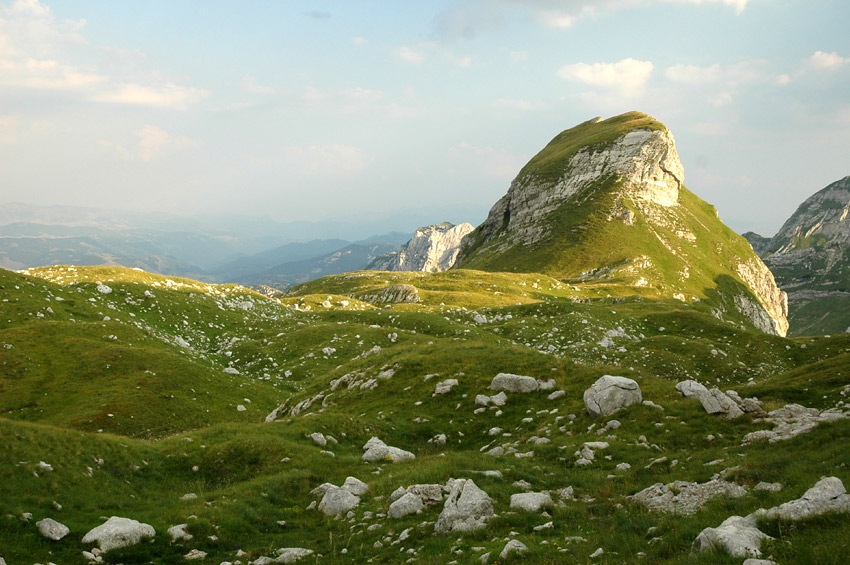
[692, 515, 769, 558]
[167, 523, 192, 541]
[309, 432, 327, 447]
[81, 516, 156, 552]
[318, 487, 360, 516]
[388, 492, 424, 519]
[583, 375, 642, 417]
[509, 492, 553, 512]
[362, 437, 415, 462]
[433, 378, 459, 396]
[36, 517, 69, 541]
[742, 403, 850, 444]
[698, 388, 744, 419]
[675, 380, 708, 399]
[489, 373, 538, 393]
[184, 549, 207, 560]
[275, 547, 315, 563]
[359, 284, 422, 304]
[368, 222, 475, 272]
[630, 479, 746, 515]
[499, 539, 528, 559]
[342, 476, 369, 496]
[435, 479, 494, 534]
[763, 476, 850, 521]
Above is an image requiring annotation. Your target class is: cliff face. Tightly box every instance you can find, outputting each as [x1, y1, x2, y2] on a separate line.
[746, 176, 850, 335]
[457, 112, 789, 336]
[368, 222, 474, 273]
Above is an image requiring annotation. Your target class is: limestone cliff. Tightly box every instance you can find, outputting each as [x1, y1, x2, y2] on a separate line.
[457, 111, 789, 336]
[368, 222, 474, 273]
[745, 176, 850, 335]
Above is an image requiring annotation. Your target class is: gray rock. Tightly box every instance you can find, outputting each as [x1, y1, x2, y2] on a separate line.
[763, 476, 850, 521]
[742, 559, 776, 565]
[435, 479, 494, 533]
[692, 515, 769, 558]
[388, 492, 424, 519]
[509, 492, 553, 512]
[367, 222, 474, 273]
[407, 484, 444, 505]
[753, 482, 782, 493]
[490, 373, 539, 393]
[699, 388, 745, 419]
[184, 549, 207, 560]
[499, 539, 528, 559]
[742, 404, 850, 444]
[309, 432, 327, 447]
[583, 375, 642, 417]
[167, 523, 192, 541]
[276, 547, 315, 563]
[362, 437, 415, 462]
[675, 380, 708, 399]
[36, 517, 69, 541]
[342, 476, 369, 496]
[81, 516, 156, 552]
[318, 487, 360, 516]
[630, 479, 746, 515]
[434, 378, 459, 396]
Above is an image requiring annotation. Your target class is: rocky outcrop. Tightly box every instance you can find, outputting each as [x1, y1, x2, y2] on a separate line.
[434, 479, 494, 533]
[359, 284, 422, 304]
[745, 176, 850, 335]
[630, 479, 747, 515]
[368, 222, 474, 272]
[735, 258, 789, 336]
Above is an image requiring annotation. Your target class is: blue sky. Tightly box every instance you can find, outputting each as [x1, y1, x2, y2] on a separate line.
[1, 0, 848, 236]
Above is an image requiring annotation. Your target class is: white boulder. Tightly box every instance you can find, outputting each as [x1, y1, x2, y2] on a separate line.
[692, 515, 769, 558]
[361, 437, 415, 462]
[583, 375, 642, 418]
[388, 492, 424, 519]
[36, 517, 69, 541]
[81, 516, 156, 552]
[509, 492, 553, 512]
[318, 487, 360, 517]
[490, 373, 539, 393]
[435, 479, 494, 534]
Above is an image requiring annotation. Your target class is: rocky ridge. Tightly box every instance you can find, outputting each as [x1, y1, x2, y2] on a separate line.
[744, 175, 850, 335]
[368, 222, 474, 273]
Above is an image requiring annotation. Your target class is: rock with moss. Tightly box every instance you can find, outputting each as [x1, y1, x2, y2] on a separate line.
[583, 375, 642, 417]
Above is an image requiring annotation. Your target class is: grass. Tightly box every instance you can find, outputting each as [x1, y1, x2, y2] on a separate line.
[1, 263, 849, 563]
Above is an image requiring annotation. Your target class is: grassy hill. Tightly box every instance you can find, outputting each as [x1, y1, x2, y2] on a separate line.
[1, 265, 849, 563]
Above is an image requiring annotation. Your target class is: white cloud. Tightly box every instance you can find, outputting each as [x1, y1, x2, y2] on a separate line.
[108, 125, 195, 161]
[351, 36, 368, 45]
[95, 83, 208, 108]
[395, 46, 426, 64]
[775, 74, 792, 86]
[0, 1, 206, 109]
[494, 98, 547, 111]
[279, 144, 368, 176]
[558, 58, 654, 96]
[665, 63, 722, 85]
[809, 51, 849, 70]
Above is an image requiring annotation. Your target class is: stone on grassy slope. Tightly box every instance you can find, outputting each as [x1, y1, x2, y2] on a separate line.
[675, 380, 708, 399]
[361, 437, 415, 462]
[630, 479, 746, 515]
[742, 404, 850, 444]
[500, 539, 528, 559]
[435, 479, 494, 533]
[388, 492, 424, 519]
[341, 476, 369, 496]
[490, 373, 538, 392]
[433, 378, 458, 396]
[475, 391, 507, 406]
[275, 547, 315, 563]
[698, 388, 744, 419]
[762, 476, 850, 521]
[583, 375, 642, 417]
[36, 517, 69, 541]
[510, 492, 553, 512]
[81, 516, 156, 552]
[167, 523, 192, 541]
[318, 486, 360, 517]
[692, 515, 769, 558]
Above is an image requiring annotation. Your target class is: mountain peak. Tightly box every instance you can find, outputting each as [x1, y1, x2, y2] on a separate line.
[457, 112, 788, 336]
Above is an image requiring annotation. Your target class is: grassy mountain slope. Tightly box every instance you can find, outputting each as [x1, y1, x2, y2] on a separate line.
[2, 265, 849, 563]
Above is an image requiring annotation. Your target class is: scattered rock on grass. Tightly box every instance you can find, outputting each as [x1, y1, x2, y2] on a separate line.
[81, 516, 156, 552]
[583, 375, 642, 418]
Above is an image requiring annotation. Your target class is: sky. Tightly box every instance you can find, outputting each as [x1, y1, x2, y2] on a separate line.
[0, 0, 848, 237]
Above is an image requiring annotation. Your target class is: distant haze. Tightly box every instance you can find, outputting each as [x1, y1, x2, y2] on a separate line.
[1, 0, 848, 237]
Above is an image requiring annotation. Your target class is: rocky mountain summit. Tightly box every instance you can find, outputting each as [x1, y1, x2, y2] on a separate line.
[368, 222, 474, 273]
[744, 176, 850, 336]
[458, 112, 788, 336]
